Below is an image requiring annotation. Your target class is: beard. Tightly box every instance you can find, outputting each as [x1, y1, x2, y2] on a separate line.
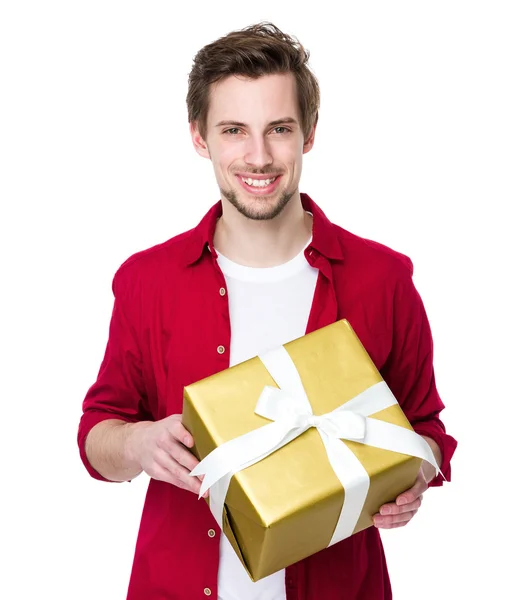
[219, 181, 297, 221]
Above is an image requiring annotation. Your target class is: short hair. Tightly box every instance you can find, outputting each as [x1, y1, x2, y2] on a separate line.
[186, 22, 320, 141]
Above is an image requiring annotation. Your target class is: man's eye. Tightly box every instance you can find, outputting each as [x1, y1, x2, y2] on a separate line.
[273, 126, 290, 134]
[224, 128, 241, 135]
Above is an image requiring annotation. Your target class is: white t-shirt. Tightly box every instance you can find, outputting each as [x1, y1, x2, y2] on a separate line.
[215, 236, 319, 600]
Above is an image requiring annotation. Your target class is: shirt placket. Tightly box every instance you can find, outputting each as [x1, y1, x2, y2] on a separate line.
[197, 249, 231, 599]
[305, 249, 338, 333]
[209, 247, 231, 369]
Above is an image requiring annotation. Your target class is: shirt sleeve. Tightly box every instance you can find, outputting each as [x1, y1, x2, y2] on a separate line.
[77, 265, 151, 481]
[380, 260, 457, 487]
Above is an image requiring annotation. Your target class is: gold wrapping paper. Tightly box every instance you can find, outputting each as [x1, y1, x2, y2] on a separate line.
[182, 319, 422, 581]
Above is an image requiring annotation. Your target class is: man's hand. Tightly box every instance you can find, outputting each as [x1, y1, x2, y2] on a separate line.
[373, 435, 441, 529]
[126, 415, 206, 497]
[372, 463, 428, 529]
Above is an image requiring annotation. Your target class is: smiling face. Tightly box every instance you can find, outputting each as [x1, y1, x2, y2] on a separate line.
[191, 72, 316, 221]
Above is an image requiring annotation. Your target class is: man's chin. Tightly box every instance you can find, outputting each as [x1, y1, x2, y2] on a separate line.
[233, 200, 279, 221]
[232, 198, 289, 221]
[220, 187, 296, 221]
[240, 205, 281, 221]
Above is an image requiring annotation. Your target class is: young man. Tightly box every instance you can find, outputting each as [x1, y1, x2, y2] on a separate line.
[78, 22, 456, 600]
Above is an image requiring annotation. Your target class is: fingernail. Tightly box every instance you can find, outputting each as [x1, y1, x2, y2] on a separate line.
[396, 497, 406, 506]
[381, 506, 390, 515]
[184, 436, 193, 447]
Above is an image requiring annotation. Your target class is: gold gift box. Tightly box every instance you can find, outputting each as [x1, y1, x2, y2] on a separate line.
[182, 319, 422, 582]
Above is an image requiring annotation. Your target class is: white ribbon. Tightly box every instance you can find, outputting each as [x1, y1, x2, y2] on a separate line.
[191, 346, 439, 545]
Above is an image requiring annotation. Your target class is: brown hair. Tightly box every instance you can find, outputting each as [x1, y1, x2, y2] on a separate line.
[186, 22, 320, 141]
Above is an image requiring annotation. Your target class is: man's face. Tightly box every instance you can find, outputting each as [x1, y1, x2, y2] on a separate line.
[191, 73, 315, 221]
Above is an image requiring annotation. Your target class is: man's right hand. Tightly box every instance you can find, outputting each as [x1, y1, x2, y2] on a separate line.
[126, 415, 206, 497]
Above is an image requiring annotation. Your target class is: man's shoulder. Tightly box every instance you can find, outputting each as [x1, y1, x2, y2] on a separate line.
[112, 227, 197, 287]
[332, 223, 414, 279]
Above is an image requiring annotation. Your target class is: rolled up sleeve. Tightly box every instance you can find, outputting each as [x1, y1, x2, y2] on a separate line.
[380, 260, 457, 487]
[77, 266, 150, 481]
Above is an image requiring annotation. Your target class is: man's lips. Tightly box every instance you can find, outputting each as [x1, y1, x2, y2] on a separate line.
[234, 172, 283, 180]
[235, 174, 282, 195]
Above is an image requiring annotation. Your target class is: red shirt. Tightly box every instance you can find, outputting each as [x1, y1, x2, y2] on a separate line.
[78, 194, 456, 600]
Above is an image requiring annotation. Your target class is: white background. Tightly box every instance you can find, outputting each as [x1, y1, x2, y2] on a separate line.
[1, 1, 519, 598]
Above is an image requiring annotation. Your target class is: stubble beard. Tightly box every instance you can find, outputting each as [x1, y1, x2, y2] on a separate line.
[219, 182, 297, 221]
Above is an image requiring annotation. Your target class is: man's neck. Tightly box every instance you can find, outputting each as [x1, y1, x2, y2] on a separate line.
[213, 193, 313, 268]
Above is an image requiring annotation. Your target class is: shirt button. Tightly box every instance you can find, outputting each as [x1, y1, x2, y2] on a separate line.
[204, 588, 212, 596]
[217, 345, 225, 354]
[219, 287, 226, 296]
[208, 528, 216, 538]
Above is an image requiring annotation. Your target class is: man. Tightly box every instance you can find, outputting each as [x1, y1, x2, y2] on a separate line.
[78, 22, 456, 600]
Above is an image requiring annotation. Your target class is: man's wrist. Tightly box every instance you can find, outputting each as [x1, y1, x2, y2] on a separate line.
[420, 435, 442, 483]
[123, 421, 150, 469]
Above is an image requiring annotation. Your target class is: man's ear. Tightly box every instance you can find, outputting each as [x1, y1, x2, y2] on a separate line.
[190, 122, 210, 159]
[303, 116, 318, 154]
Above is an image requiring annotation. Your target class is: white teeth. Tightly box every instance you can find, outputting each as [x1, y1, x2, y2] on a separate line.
[241, 177, 276, 187]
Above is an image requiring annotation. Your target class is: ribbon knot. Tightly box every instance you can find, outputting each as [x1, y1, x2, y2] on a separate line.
[308, 414, 321, 429]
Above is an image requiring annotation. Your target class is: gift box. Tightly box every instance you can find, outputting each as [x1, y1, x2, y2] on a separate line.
[182, 319, 437, 582]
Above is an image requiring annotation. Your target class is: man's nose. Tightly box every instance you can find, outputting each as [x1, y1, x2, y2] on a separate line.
[244, 135, 273, 168]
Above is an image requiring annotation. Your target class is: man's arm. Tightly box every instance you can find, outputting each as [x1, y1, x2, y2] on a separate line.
[373, 258, 456, 528]
[78, 265, 150, 481]
[78, 265, 203, 496]
[379, 259, 457, 484]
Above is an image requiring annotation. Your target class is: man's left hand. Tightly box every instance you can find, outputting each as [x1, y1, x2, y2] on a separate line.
[372, 464, 429, 529]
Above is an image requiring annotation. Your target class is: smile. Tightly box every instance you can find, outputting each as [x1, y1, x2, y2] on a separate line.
[241, 176, 277, 187]
[235, 174, 282, 196]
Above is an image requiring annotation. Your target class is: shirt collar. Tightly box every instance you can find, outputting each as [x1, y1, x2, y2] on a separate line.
[183, 193, 343, 267]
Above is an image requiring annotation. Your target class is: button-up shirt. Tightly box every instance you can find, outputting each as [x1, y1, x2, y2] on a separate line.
[78, 194, 457, 600]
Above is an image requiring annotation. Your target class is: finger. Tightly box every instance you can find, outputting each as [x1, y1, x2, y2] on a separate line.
[396, 478, 428, 506]
[155, 451, 206, 497]
[167, 417, 194, 448]
[151, 464, 188, 488]
[172, 444, 201, 474]
[157, 436, 203, 481]
[158, 436, 200, 471]
[153, 465, 206, 496]
[379, 495, 422, 516]
[173, 445, 204, 481]
[373, 509, 418, 529]
[388, 521, 408, 529]
[170, 475, 208, 498]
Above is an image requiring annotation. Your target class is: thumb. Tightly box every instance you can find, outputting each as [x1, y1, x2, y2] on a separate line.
[396, 468, 428, 505]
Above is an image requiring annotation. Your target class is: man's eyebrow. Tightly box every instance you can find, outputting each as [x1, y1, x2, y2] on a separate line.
[215, 117, 299, 128]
